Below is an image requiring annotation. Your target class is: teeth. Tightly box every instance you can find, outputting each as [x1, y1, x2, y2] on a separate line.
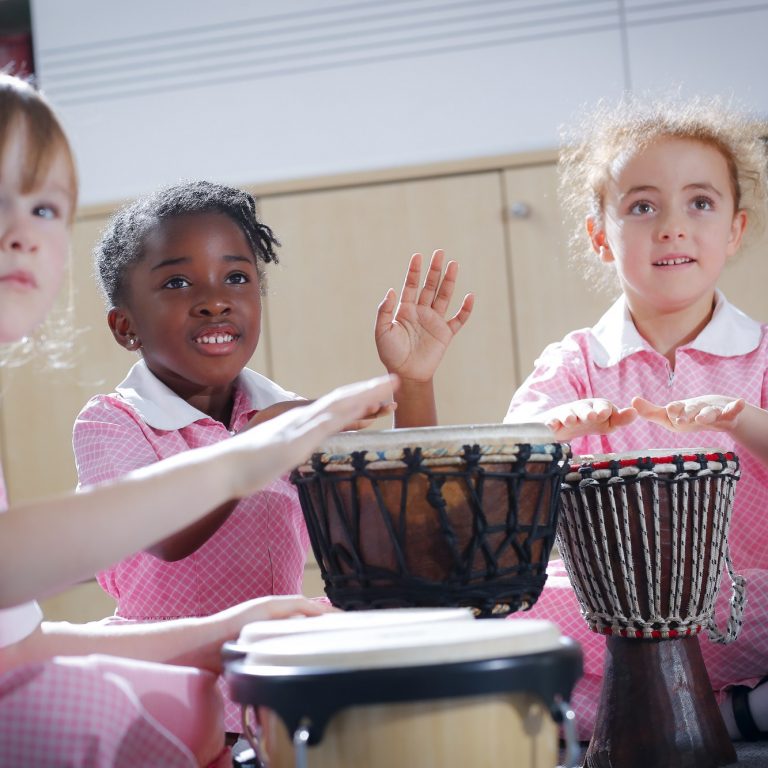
[655, 258, 692, 266]
[195, 334, 234, 344]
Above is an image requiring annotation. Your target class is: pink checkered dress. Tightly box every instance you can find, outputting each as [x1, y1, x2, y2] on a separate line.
[0, 659, 200, 766]
[0, 464, 208, 765]
[73, 361, 310, 621]
[505, 293, 768, 739]
[73, 361, 309, 732]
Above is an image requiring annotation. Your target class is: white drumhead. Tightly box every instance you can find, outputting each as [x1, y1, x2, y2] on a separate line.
[236, 607, 473, 646]
[243, 618, 561, 669]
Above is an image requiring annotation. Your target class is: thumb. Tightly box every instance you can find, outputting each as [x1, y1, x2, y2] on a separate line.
[632, 396, 662, 419]
[375, 288, 396, 336]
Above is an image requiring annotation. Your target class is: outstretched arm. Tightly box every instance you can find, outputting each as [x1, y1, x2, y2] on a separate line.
[0, 374, 397, 608]
[633, 395, 768, 467]
[538, 398, 638, 441]
[3, 595, 333, 674]
[375, 250, 473, 427]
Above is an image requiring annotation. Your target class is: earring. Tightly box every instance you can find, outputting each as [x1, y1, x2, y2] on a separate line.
[127, 336, 139, 349]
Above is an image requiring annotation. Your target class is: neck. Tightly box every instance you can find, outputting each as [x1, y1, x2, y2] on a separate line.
[627, 293, 716, 367]
[187, 390, 236, 426]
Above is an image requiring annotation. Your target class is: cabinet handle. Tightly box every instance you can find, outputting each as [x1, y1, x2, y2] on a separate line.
[507, 202, 531, 219]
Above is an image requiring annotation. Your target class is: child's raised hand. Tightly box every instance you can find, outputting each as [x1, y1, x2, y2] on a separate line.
[375, 250, 474, 383]
[632, 395, 746, 433]
[543, 398, 637, 440]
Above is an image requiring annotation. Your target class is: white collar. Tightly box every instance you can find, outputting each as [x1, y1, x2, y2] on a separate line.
[114, 359, 298, 430]
[588, 291, 762, 367]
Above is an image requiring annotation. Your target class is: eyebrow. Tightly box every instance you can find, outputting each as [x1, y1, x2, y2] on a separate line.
[621, 182, 724, 198]
[150, 253, 255, 271]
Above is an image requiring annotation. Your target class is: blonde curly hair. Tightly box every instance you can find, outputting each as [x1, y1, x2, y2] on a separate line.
[559, 94, 768, 293]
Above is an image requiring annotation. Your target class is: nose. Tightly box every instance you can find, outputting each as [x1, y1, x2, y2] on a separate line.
[0, 213, 38, 254]
[191, 287, 231, 317]
[657, 210, 687, 242]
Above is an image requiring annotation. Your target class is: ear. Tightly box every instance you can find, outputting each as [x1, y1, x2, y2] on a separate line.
[586, 216, 613, 262]
[726, 209, 747, 257]
[108, 307, 140, 351]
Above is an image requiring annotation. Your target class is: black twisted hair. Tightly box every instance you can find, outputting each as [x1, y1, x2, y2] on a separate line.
[94, 180, 280, 306]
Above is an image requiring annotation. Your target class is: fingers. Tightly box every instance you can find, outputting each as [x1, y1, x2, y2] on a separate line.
[446, 292, 475, 335]
[374, 287, 397, 337]
[418, 249, 446, 307]
[632, 395, 745, 432]
[631, 396, 666, 420]
[314, 374, 399, 429]
[399, 252, 423, 306]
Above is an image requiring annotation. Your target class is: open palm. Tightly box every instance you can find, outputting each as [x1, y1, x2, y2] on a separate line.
[375, 250, 473, 382]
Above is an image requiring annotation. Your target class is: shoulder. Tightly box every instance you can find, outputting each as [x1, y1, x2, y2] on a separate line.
[73, 394, 150, 444]
[75, 392, 143, 423]
[531, 328, 594, 370]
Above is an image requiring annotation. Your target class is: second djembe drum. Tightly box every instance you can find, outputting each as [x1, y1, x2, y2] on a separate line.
[291, 423, 567, 617]
[558, 449, 746, 768]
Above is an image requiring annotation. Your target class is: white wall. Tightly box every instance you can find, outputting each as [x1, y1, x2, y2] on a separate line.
[31, 0, 768, 207]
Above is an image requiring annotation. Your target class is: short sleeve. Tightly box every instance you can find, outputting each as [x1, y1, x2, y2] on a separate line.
[73, 396, 161, 490]
[504, 338, 591, 422]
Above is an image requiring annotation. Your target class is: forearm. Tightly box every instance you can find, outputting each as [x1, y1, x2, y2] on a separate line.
[146, 500, 238, 561]
[728, 403, 768, 468]
[0, 615, 234, 676]
[0, 443, 237, 607]
[393, 378, 437, 428]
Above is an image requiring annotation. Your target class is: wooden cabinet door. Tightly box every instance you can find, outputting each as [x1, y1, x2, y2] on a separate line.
[502, 164, 614, 385]
[258, 172, 516, 426]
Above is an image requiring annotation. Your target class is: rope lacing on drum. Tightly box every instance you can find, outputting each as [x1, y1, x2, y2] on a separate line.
[292, 441, 567, 618]
[558, 453, 745, 641]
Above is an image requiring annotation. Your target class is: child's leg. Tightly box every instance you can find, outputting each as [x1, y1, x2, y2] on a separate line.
[71, 654, 227, 765]
[701, 567, 768, 739]
[0, 658, 198, 767]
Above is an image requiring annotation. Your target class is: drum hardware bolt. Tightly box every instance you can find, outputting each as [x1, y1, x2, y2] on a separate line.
[293, 722, 312, 768]
[554, 696, 581, 768]
[507, 201, 532, 219]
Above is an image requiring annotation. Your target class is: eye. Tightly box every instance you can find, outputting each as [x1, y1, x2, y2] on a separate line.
[225, 271, 249, 285]
[628, 200, 655, 215]
[162, 276, 190, 289]
[32, 204, 58, 220]
[692, 196, 714, 211]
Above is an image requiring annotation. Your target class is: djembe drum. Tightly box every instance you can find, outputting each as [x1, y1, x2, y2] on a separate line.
[225, 617, 583, 768]
[557, 450, 746, 768]
[291, 423, 568, 617]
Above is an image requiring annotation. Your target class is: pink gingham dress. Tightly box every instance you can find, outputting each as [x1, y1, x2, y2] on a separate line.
[73, 360, 309, 621]
[0, 463, 208, 766]
[505, 292, 768, 740]
[73, 360, 309, 732]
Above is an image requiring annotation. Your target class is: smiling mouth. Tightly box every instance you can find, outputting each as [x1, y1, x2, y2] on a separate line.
[194, 333, 238, 345]
[653, 257, 694, 266]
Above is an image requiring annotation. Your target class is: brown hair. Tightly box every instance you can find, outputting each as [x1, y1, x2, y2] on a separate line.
[559, 94, 768, 292]
[0, 74, 78, 219]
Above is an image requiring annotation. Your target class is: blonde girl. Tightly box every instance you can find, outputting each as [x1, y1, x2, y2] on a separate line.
[506, 95, 768, 742]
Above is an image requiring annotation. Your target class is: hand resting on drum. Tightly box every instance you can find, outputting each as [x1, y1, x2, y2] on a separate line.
[541, 398, 638, 441]
[634, 395, 768, 465]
